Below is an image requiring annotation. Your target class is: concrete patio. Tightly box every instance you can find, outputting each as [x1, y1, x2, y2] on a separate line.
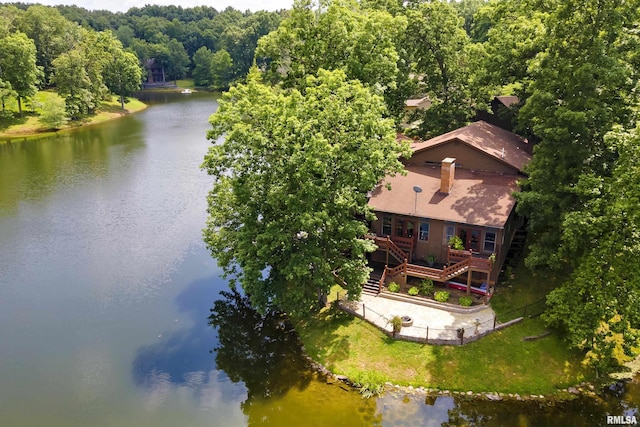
[339, 293, 519, 345]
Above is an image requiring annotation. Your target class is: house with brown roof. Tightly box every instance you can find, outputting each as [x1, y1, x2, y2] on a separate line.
[366, 121, 531, 295]
[404, 96, 432, 112]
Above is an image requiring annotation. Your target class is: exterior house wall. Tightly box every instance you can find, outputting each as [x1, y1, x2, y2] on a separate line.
[371, 211, 511, 283]
[408, 141, 518, 175]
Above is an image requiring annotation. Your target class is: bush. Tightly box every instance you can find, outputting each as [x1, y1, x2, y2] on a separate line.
[387, 282, 400, 292]
[418, 279, 434, 295]
[39, 95, 68, 130]
[408, 286, 419, 296]
[348, 370, 386, 398]
[459, 296, 473, 306]
[434, 291, 450, 302]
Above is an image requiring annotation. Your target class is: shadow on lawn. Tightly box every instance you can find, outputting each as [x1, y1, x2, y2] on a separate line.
[295, 305, 355, 369]
[0, 111, 31, 130]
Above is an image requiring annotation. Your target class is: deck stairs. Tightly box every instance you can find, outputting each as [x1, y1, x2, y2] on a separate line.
[362, 235, 493, 292]
[363, 270, 383, 295]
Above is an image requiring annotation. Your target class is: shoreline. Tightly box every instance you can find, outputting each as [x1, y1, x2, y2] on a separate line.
[303, 351, 628, 402]
[0, 97, 148, 143]
[290, 293, 640, 399]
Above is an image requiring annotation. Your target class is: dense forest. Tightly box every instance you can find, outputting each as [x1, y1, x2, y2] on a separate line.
[0, 2, 283, 119]
[3, 0, 640, 376]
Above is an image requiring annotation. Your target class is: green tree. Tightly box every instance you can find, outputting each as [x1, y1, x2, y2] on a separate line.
[543, 125, 640, 374]
[202, 68, 410, 314]
[39, 94, 68, 129]
[192, 46, 215, 87]
[52, 48, 95, 118]
[211, 49, 233, 89]
[103, 49, 142, 109]
[0, 79, 16, 112]
[0, 32, 40, 115]
[256, 0, 406, 120]
[17, 5, 76, 85]
[515, 0, 639, 270]
[405, 0, 476, 137]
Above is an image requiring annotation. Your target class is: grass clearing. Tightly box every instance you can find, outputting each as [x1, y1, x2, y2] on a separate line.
[295, 252, 593, 395]
[295, 306, 591, 395]
[0, 91, 147, 140]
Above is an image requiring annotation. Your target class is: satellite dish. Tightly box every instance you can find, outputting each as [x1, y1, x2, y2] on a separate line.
[413, 186, 423, 193]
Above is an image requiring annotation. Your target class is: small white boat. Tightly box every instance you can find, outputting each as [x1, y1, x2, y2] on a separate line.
[181, 89, 192, 94]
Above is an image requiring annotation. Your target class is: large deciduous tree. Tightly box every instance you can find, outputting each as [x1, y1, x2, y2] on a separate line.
[256, 0, 407, 121]
[405, 0, 477, 138]
[0, 32, 40, 115]
[103, 37, 143, 110]
[515, 0, 639, 271]
[543, 125, 640, 374]
[202, 68, 409, 314]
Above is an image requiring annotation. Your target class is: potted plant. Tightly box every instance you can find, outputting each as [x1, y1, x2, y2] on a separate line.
[425, 254, 436, 267]
[390, 315, 403, 337]
[448, 235, 465, 250]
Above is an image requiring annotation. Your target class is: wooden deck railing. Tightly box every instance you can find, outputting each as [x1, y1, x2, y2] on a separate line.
[366, 234, 409, 264]
[364, 235, 494, 290]
[377, 268, 387, 293]
[385, 261, 407, 279]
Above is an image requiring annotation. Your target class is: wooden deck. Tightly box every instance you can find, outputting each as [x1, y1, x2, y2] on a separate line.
[364, 235, 493, 295]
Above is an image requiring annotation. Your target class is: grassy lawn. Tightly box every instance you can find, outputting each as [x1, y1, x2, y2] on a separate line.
[0, 91, 147, 140]
[294, 250, 594, 395]
[296, 304, 591, 395]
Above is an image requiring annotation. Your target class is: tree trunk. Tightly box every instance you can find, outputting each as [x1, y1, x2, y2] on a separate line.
[17, 96, 22, 116]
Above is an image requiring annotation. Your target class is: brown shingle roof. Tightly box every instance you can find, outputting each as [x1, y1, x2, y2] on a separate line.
[405, 97, 429, 107]
[409, 121, 532, 173]
[495, 95, 519, 108]
[369, 166, 519, 228]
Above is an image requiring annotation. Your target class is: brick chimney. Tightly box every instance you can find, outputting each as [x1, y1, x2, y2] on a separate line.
[440, 157, 456, 194]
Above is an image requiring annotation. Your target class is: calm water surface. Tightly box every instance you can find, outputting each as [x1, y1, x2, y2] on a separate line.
[0, 92, 637, 426]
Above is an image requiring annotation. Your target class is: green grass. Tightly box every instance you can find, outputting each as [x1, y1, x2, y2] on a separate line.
[0, 91, 146, 140]
[176, 79, 195, 88]
[489, 248, 563, 321]
[295, 306, 591, 395]
[295, 257, 593, 396]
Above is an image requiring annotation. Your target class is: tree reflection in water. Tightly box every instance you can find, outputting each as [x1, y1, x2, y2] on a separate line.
[208, 289, 313, 402]
[209, 288, 382, 426]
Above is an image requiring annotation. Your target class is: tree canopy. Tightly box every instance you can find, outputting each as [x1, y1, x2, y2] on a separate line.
[202, 68, 409, 314]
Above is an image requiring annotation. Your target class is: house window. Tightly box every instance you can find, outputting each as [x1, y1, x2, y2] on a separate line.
[445, 225, 455, 244]
[395, 219, 404, 237]
[382, 216, 392, 236]
[484, 230, 497, 253]
[419, 222, 430, 241]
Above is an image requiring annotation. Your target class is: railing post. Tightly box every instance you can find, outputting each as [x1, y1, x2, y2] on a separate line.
[386, 236, 390, 265]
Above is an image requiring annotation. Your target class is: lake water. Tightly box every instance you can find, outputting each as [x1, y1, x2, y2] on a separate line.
[0, 91, 637, 426]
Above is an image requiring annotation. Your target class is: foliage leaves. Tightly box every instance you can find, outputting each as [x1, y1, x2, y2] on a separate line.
[202, 68, 409, 314]
[543, 125, 640, 372]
